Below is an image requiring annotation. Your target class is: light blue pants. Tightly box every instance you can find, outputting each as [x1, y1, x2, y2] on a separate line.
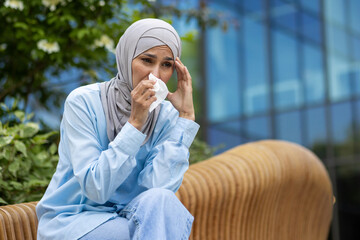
[80, 188, 194, 240]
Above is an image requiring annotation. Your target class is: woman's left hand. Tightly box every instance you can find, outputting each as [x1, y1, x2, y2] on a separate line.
[167, 57, 195, 121]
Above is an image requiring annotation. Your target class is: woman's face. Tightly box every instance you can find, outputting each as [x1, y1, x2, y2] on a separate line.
[131, 45, 174, 88]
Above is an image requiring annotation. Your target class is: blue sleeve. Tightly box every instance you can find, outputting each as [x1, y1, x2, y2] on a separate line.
[62, 94, 146, 204]
[137, 117, 200, 192]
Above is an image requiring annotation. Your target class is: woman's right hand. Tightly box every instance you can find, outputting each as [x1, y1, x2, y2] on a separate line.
[128, 79, 157, 131]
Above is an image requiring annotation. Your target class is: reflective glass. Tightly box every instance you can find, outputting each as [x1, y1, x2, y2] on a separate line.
[349, 0, 360, 33]
[305, 107, 327, 159]
[326, 24, 348, 57]
[350, 36, 360, 96]
[243, 17, 269, 115]
[272, 30, 302, 109]
[331, 101, 354, 158]
[243, 0, 264, 13]
[356, 100, 360, 155]
[244, 116, 271, 141]
[275, 110, 302, 144]
[352, 36, 360, 61]
[303, 43, 325, 104]
[299, 0, 320, 13]
[336, 164, 360, 239]
[301, 12, 322, 44]
[270, 0, 298, 33]
[328, 55, 352, 101]
[207, 124, 243, 154]
[324, 0, 346, 25]
[206, 6, 241, 122]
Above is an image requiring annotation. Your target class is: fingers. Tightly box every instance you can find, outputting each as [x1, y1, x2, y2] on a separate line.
[131, 80, 157, 107]
[175, 57, 186, 80]
[175, 57, 192, 87]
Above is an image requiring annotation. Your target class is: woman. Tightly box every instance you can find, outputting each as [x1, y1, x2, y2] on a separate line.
[36, 18, 199, 240]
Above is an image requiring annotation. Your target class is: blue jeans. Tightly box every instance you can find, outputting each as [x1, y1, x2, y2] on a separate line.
[80, 188, 194, 240]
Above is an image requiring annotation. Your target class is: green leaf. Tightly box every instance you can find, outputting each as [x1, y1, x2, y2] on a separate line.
[0, 103, 8, 111]
[14, 110, 25, 122]
[0, 136, 13, 148]
[77, 28, 90, 39]
[49, 143, 58, 155]
[0, 197, 8, 205]
[32, 131, 58, 144]
[21, 122, 39, 138]
[9, 181, 23, 190]
[9, 161, 20, 177]
[14, 22, 28, 30]
[14, 140, 27, 157]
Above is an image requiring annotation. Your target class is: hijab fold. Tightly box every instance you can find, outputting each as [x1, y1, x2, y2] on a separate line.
[100, 19, 182, 143]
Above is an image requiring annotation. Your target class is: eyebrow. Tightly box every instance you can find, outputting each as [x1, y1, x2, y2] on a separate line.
[142, 53, 174, 61]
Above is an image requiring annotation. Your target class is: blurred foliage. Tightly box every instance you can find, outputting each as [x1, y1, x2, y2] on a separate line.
[0, 0, 223, 110]
[0, 100, 59, 205]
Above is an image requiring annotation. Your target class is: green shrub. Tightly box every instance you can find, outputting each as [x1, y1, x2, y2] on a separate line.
[189, 138, 221, 164]
[0, 101, 59, 205]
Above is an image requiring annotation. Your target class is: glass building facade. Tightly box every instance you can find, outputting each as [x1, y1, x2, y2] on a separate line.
[172, 0, 360, 239]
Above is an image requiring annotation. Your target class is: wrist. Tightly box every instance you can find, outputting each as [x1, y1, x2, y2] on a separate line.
[128, 118, 143, 131]
[179, 112, 195, 121]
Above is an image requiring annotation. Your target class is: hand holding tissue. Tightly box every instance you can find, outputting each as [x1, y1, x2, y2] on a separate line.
[149, 73, 169, 112]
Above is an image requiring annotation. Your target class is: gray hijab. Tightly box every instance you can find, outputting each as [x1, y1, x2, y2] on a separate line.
[100, 19, 182, 143]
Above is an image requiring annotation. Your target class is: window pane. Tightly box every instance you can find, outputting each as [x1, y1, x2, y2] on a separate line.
[207, 123, 243, 154]
[243, 17, 269, 115]
[324, 0, 346, 26]
[331, 102, 354, 158]
[270, 0, 298, 33]
[328, 55, 352, 101]
[352, 36, 360, 61]
[336, 164, 360, 239]
[305, 107, 327, 159]
[349, 0, 360, 33]
[356, 100, 360, 155]
[351, 36, 360, 96]
[243, 0, 265, 13]
[301, 12, 322, 44]
[272, 30, 302, 109]
[303, 43, 325, 104]
[244, 116, 271, 141]
[326, 24, 348, 57]
[276, 110, 302, 144]
[299, 0, 320, 13]
[206, 7, 241, 122]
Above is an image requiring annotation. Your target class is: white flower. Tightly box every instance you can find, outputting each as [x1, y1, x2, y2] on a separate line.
[94, 35, 115, 53]
[0, 44, 7, 51]
[4, 0, 24, 11]
[99, 1, 105, 6]
[37, 39, 60, 54]
[42, 0, 65, 11]
[90, 5, 95, 11]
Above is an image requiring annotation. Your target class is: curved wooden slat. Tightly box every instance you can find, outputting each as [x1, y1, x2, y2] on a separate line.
[177, 140, 333, 240]
[0, 140, 333, 240]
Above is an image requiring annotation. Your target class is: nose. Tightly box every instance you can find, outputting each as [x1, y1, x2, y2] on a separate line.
[151, 65, 161, 79]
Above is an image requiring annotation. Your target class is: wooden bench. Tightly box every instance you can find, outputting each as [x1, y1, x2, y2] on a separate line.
[0, 140, 333, 240]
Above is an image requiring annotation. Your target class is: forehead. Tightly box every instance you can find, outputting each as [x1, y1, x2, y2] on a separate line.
[142, 45, 173, 58]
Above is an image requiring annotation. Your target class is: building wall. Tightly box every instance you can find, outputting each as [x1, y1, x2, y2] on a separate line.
[197, 0, 360, 239]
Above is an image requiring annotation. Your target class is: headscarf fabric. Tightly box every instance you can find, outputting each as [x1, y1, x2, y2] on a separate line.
[100, 18, 182, 143]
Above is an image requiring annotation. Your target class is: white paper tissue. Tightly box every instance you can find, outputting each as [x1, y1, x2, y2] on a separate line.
[148, 73, 169, 113]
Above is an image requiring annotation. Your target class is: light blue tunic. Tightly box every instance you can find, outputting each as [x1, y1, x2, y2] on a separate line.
[36, 83, 200, 240]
